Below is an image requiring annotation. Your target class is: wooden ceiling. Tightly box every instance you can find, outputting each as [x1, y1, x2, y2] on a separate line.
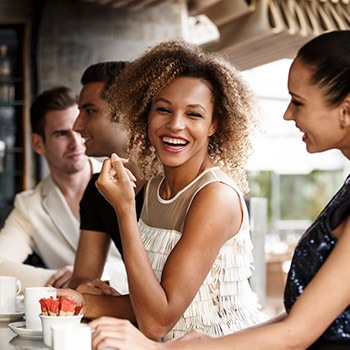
[63, 0, 350, 69]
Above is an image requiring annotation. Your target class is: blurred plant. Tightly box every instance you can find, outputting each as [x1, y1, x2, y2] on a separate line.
[248, 170, 343, 223]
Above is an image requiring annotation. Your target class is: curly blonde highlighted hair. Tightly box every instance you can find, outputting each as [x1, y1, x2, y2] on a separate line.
[106, 40, 260, 194]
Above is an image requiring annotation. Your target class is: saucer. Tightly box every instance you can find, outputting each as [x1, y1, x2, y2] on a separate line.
[0, 310, 24, 322]
[8, 321, 43, 339]
[9, 335, 48, 349]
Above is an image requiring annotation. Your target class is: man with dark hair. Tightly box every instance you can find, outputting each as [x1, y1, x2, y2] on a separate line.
[0, 86, 102, 287]
[74, 61, 129, 157]
[70, 62, 144, 295]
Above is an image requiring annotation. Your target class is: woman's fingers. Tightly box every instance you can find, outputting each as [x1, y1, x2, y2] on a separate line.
[89, 317, 124, 349]
[110, 153, 136, 185]
[97, 158, 113, 184]
[96, 153, 137, 207]
[89, 317, 151, 350]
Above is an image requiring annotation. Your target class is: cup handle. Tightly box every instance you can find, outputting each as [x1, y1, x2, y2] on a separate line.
[16, 279, 22, 295]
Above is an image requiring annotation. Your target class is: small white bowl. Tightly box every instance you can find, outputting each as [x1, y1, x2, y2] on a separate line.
[39, 314, 83, 347]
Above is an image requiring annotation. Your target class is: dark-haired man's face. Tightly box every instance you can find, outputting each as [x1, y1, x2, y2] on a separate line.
[74, 82, 128, 158]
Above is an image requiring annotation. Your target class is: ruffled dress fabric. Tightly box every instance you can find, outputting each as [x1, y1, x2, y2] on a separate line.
[139, 167, 267, 340]
[284, 175, 350, 344]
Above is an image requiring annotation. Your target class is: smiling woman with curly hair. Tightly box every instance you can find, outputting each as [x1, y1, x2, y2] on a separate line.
[58, 39, 267, 343]
[106, 39, 260, 194]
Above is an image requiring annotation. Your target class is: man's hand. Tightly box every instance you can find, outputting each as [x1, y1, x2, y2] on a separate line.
[76, 278, 120, 296]
[45, 265, 73, 288]
[56, 288, 86, 312]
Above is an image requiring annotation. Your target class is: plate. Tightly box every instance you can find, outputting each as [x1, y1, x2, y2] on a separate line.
[8, 321, 43, 339]
[0, 310, 24, 322]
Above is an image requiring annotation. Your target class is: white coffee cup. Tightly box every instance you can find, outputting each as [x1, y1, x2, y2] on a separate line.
[0, 276, 22, 313]
[40, 314, 83, 347]
[52, 323, 91, 350]
[24, 287, 56, 331]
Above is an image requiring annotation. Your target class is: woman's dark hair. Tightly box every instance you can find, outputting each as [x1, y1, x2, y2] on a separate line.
[297, 30, 350, 106]
[30, 86, 77, 140]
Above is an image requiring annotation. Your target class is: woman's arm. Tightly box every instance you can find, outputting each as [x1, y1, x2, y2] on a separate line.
[89, 217, 350, 350]
[164, 215, 350, 350]
[96, 155, 244, 340]
[125, 183, 242, 340]
[88, 315, 288, 350]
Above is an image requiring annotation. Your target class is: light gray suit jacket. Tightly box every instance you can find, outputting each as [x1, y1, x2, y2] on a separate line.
[0, 158, 128, 292]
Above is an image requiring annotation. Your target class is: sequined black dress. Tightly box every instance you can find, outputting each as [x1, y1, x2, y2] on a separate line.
[284, 175, 350, 345]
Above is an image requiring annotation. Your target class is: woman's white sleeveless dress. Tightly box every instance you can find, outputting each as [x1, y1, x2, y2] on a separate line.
[139, 167, 267, 340]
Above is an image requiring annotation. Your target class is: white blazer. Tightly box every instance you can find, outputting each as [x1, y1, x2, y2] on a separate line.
[0, 158, 128, 292]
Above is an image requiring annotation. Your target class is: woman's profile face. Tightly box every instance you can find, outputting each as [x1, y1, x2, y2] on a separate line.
[283, 58, 347, 155]
[147, 77, 217, 169]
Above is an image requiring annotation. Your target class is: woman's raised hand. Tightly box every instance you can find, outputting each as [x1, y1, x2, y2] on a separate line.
[96, 153, 137, 214]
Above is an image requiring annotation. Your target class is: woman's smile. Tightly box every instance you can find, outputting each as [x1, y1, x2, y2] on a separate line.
[148, 77, 216, 167]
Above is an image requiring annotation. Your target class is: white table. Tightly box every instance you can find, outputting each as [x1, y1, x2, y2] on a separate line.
[0, 319, 49, 349]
